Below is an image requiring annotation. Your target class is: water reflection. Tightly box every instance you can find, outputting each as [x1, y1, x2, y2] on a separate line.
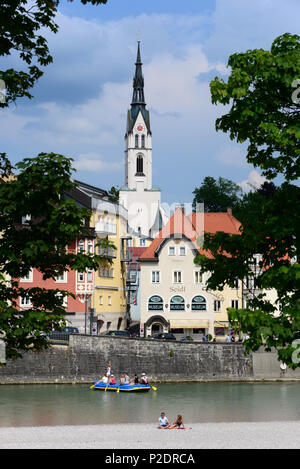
[0, 382, 300, 427]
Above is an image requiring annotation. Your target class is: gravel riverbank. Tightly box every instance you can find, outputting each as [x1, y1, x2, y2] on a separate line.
[0, 421, 300, 449]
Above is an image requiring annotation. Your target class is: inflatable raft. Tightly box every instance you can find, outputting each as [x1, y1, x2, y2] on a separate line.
[90, 381, 151, 392]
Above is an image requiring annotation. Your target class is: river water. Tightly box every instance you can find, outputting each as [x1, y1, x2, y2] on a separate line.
[1, 382, 300, 427]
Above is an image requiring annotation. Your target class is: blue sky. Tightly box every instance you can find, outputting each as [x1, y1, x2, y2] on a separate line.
[1, 0, 299, 205]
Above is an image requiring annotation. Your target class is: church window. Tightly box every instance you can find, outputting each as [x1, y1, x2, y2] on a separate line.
[141, 134, 145, 148]
[136, 155, 143, 174]
[135, 134, 139, 148]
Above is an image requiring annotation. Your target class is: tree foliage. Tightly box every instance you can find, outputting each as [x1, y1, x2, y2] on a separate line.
[0, 0, 108, 107]
[0, 153, 111, 360]
[210, 33, 300, 181]
[193, 176, 242, 212]
[195, 34, 300, 368]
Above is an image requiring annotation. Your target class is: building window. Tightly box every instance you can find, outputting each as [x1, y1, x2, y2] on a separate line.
[56, 292, 67, 308]
[151, 270, 160, 283]
[136, 155, 143, 173]
[231, 300, 239, 309]
[194, 270, 203, 284]
[87, 270, 93, 282]
[88, 240, 93, 254]
[170, 295, 185, 311]
[232, 278, 239, 289]
[20, 296, 32, 307]
[141, 134, 145, 148]
[108, 296, 112, 306]
[168, 246, 175, 256]
[140, 238, 146, 247]
[78, 240, 84, 253]
[214, 300, 221, 312]
[98, 268, 114, 278]
[135, 134, 139, 148]
[117, 317, 123, 330]
[148, 295, 164, 311]
[191, 296, 206, 311]
[20, 269, 33, 282]
[179, 246, 186, 256]
[78, 272, 84, 282]
[99, 296, 103, 305]
[173, 271, 182, 283]
[55, 272, 67, 283]
[21, 214, 31, 225]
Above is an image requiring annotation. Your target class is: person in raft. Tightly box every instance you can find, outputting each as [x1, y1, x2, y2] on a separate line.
[101, 373, 109, 384]
[109, 375, 116, 384]
[158, 412, 171, 429]
[171, 414, 185, 429]
[140, 372, 149, 384]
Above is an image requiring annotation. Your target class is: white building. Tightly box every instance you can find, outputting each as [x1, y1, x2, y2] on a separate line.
[139, 207, 243, 340]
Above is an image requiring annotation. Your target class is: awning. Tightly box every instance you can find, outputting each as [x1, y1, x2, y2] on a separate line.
[170, 320, 210, 328]
[214, 321, 229, 327]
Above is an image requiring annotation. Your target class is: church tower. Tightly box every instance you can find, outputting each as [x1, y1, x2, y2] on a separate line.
[125, 40, 152, 191]
[120, 42, 168, 239]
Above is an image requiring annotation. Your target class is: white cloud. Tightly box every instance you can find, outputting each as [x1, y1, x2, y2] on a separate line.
[74, 152, 122, 172]
[1, 1, 299, 201]
[238, 170, 267, 192]
[215, 145, 247, 168]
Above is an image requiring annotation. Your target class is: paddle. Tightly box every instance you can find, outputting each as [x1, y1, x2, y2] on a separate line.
[151, 385, 157, 391]
[90, 384, 95, 389]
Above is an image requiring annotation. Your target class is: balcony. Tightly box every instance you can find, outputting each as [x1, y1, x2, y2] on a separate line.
[98, 247, 117, 258]
[121, 249, 133, 262]
[95, 221, 117, 236]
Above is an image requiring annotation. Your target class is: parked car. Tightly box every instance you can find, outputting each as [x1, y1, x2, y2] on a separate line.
[48, 327, 79, 340]
[105, 330, 131, 338]
[152, 333, 176, 341]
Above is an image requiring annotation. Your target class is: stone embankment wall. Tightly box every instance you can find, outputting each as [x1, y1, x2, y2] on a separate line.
[0, 335, 299, 384]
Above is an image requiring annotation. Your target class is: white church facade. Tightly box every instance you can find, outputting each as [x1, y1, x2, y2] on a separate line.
[119, 42, 168, 240]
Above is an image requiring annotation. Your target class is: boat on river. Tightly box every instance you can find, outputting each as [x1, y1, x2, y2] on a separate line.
[90, 381, 151, 392]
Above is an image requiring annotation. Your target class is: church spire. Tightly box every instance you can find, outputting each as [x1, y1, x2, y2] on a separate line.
[131, 40, 146, 108]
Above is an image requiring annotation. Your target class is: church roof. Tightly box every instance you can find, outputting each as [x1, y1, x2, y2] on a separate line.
[127, 41, 151, 134]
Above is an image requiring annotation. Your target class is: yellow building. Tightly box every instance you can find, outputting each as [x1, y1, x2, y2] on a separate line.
[75, 181, 129, 334]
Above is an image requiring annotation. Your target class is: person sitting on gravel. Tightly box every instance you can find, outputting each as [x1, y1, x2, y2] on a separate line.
[171, 414, 185, 429]
[158, 412, 171, 429]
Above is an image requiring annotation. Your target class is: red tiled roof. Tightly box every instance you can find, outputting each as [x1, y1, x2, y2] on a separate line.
[139, 208, 241, 261]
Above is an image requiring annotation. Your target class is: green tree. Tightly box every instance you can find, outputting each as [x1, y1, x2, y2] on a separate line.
[193, 176, 242, 212]
[0, 153, 112, 360]
[210, 33, 300, 181]
[0, 0, 108, 107]
[107, 186, 119, 203]
[195, 33, 300, 369]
